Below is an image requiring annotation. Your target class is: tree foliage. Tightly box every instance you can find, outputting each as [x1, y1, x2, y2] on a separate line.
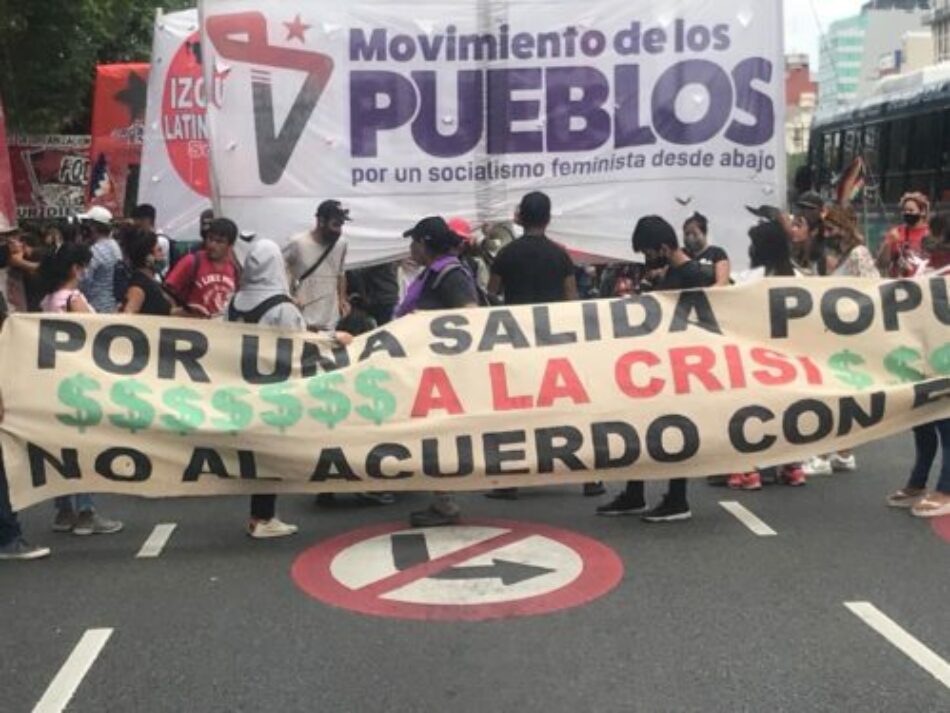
[0, 0, 195, 133]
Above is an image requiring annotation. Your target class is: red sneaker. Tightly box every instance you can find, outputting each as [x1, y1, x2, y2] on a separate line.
[742, 472, 763, 490]
[781, 465, 807, 487]
[728, 473, 744, 489]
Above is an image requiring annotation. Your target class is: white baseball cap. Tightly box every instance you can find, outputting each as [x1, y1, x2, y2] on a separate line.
[77, 205, 114, 226]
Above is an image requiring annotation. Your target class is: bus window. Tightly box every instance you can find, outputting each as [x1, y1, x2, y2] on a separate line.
[884, 119, 910, 202]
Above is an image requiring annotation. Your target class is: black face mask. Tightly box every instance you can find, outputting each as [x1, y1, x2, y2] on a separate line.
[645, 256, 668, 270]
[903, 213, 921, 227]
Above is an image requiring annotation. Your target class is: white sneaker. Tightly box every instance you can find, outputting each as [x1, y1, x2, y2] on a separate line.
[248, 518, 298, 539]
[801, 456, 833, 477]
[829, 453, 857, 472]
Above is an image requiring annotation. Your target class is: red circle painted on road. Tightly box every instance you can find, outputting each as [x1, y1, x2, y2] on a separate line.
[291, 519, 624, 621]
[933, 516, 950, 543]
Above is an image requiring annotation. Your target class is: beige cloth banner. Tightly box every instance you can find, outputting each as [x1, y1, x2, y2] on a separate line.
[2, 277, 948, 509]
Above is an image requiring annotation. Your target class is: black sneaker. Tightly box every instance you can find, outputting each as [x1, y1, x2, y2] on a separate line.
[596, 492, 648, 516]
[583, 482, 607, 497]
[642, 498, 692, 523]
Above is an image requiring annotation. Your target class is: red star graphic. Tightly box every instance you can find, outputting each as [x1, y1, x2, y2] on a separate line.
[284, 14, 311, 43]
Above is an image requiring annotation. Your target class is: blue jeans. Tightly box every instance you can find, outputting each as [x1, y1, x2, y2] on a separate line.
[907, 419, 950, 494]
[0, 454, 21, 546]
[54, 494, 95, 513]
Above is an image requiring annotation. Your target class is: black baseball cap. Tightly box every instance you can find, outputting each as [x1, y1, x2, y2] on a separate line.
[795, 192, 824, 211]
[316, 199, 351, 222]
[403, 216, 463, 250]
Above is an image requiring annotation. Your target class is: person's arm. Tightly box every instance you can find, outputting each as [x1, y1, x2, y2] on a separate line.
[338, 272, 350, 317]
[163, 253, 193, 304]
[67, 292, 93, 314]
[121, 286, 145, 314]
[714, 259, 731, 286]
[563, 274, 579, 300]
[877, 228, 897, 272]
[487, 273, 503, 297]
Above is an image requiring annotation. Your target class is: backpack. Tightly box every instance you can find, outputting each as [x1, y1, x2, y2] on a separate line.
[430, 262, 494, 307]
[227, 294, 295, 324]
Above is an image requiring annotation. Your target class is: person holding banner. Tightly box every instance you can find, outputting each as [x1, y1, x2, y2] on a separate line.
[284, 200, 350, 332]
[38, 243, 123, 536]
[0, 292, 51, 560]
[597, 216, 709, 522]
[395, 216, 479, 527]
[226, 238, 309, 538]
[485, 192, 605, 500]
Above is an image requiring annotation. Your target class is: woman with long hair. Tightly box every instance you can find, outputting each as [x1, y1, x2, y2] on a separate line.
[39, 243, 124, 536]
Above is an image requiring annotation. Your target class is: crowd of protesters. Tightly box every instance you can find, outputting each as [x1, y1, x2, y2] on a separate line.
[0, 182, 947, 559]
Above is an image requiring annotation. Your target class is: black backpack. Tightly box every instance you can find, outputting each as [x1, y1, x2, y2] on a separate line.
[430, 262, 495, 307]
[227, 294, 295, 324]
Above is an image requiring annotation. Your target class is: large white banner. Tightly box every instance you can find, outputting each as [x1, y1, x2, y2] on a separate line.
[140, 9, 213, 242]
[200, 0, 785, 265]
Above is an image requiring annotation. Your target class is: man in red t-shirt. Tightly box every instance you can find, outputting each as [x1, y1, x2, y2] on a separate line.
[164, 218, 240, 318]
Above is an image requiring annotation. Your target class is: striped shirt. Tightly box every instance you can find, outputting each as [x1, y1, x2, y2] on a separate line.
[79, 237, 122, 314]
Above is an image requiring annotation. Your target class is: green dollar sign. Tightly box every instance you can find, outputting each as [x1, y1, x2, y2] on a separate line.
[883, 346, 926, 384]
[108, 379, 155, 434]
[828, 350, 874, 390]
[56, 373, 102, 433]
[355, 368, 397, 426]
[211, 387, 254, 435]
[930, 343, 950, 375]
[307, 373, 350, 429]
[260, 383, 303, 434]
[161, 386, 205, 435]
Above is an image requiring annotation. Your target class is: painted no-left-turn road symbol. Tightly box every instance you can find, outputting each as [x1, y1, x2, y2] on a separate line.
[291, 519, 624, 621]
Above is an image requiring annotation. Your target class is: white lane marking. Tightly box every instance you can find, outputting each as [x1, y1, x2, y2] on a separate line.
[845, 602, 950, 690]
[33, 628, 113, 713]
[135, 523, 177, 559]
[719, 501, 778, 537]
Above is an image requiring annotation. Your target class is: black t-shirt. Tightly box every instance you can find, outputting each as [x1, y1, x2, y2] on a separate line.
[128, 271, 172, 316]
[491, 235, 574, 305]
[657, 260, 709, 291]
[691, 245, 729, 267]
[417, 263, 479, 311]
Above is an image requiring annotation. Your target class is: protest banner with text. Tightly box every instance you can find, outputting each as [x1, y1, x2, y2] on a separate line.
[199, 0, 784, 265]
[1, 279, 948, 510]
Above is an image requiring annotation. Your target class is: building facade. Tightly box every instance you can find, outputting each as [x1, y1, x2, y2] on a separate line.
[818, 1, 931, 109]
[786, 54, 818, 154]
[929, 0, 950, 61]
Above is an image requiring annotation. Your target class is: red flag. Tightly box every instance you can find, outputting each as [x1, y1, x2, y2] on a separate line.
[87, 63, 149, 216]
[0, 95, 17, 227]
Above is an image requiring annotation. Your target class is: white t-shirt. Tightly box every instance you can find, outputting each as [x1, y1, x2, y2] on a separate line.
[282, 231, 347, 329]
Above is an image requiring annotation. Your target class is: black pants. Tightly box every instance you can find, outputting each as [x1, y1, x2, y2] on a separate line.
[625, 478, 688, 505]
[250, 495, 276, 521]
[0, 453, 21, 546]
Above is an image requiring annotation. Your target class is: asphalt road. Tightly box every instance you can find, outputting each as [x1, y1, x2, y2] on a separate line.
[2, 434, 948, 713]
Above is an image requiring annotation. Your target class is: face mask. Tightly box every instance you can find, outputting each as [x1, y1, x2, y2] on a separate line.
[903, 213, 921, 227]
[684, 234, 705, 255]
[645, 255, 668, 270]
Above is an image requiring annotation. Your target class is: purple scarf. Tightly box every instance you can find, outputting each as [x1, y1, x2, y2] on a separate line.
[394, 255, 458, 318]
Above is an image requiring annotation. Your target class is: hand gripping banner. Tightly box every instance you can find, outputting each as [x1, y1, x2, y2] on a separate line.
[1, 278, 948, 509]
